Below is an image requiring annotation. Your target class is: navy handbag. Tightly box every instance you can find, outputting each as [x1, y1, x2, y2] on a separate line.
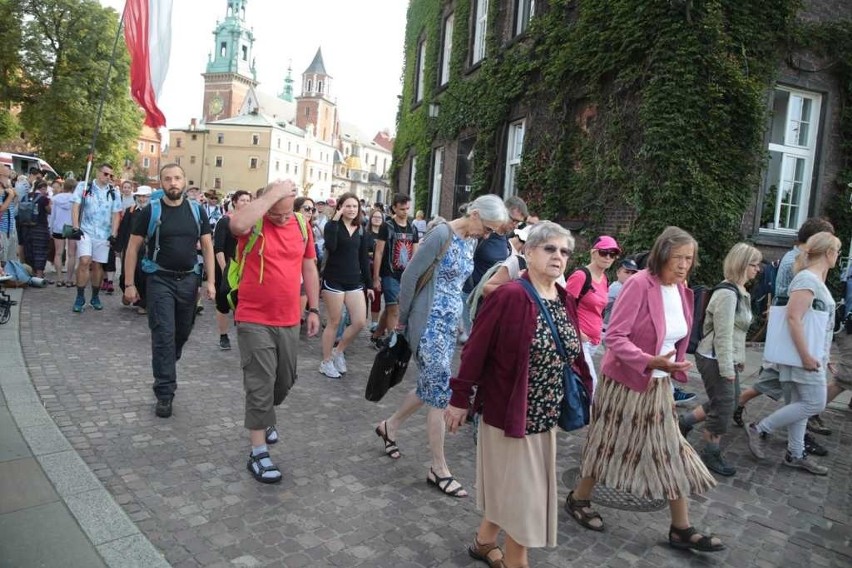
[518, 279, 591, 432]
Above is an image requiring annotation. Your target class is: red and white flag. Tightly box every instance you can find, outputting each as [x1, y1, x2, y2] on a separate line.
[124, 0, 173, 128]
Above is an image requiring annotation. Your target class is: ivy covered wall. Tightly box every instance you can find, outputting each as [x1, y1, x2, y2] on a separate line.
[394, 0, 851, 284]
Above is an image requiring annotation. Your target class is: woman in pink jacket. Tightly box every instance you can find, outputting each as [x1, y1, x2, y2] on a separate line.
[565, 226, 723, 553]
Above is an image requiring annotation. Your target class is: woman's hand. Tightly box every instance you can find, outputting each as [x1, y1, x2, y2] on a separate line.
[332, 208, 343, 221]
[444, 405, 468, 434]
[828, 361, 837, 375]
[801, 353, 820, 372]
[646, 350, 693, 374]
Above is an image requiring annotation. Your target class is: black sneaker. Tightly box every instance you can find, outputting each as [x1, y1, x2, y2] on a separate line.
[155, 399, 172, 418]
[806, 415, 831, 436]
[732, 405, 745, 427]
[804, 433, 828, 457]
[701, 449, 736, 477]
[219, 335, 231, 350]
[369, 336, 385, 351]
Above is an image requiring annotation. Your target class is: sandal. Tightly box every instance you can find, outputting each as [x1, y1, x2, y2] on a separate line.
[246, 451, 282, 484]
[468, 536, 505, 567]
[56, 281, 65, 287]
[565, 491, 604, 531]
[375, 421, 401, 459]
[265, 426, 279, 444]
[426, 468, 467, 498]
[668, 525, 725, 552]
[732, 405, 745, 427]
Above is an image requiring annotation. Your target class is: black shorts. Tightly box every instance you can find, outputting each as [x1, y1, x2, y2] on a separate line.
[322, 279, 363, 294]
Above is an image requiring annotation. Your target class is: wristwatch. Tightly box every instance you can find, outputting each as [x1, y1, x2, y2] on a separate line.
[307, 307, 320, 315]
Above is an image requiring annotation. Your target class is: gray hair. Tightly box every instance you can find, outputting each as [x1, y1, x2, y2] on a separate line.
[524, 221, 575, 252]
[647, 226, 699, 276]
[504, 195, 528, 218]
[466, 194, 509, 224]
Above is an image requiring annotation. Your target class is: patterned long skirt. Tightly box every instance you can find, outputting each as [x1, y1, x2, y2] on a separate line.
[580, 374, 716, 501]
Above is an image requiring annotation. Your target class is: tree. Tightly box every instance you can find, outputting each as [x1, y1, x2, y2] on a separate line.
[18, 0, 142, 174]
[0, 0, 24, 143]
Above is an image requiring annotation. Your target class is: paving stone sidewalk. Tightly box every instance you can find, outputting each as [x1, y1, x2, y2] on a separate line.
[15, 285, 852, 567]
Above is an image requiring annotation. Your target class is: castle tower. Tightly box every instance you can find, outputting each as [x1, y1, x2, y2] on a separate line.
[279, 61, 295, 102]
[201, 0, 258, 122]
[295, 47, 337, 145]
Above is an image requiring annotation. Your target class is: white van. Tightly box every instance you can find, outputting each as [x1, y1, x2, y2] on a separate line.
[0, 152, 58, 178]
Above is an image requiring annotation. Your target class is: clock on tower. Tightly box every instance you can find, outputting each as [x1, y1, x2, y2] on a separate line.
[208, 94, 224, 116]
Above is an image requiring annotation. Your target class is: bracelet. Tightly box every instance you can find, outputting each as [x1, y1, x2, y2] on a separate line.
[307, 307, 320, 315]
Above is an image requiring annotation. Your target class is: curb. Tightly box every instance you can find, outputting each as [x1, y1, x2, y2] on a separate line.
[0, 288, 170, 568]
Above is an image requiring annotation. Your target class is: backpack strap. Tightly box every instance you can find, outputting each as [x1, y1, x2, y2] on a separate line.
[575, 266, 593, 301]
[236, 218, 265, 283]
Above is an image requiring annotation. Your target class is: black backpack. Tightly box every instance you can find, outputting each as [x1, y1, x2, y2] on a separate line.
[687, 282, 740, 354]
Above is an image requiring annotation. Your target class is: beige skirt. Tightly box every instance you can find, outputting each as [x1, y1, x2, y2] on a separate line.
[580, 375, 716, 501]
[476, 422, 557, 548]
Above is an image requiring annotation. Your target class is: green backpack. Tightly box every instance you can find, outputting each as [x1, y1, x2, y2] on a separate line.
[225, 213, 308, 310]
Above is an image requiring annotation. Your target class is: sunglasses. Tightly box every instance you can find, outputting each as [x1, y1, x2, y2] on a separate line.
[537, 244, 571, 258]
[596, 249, 619, 259]
[301, 206, 316, 213]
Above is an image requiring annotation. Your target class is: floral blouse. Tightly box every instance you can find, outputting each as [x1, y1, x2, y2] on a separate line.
[526, 297, 582, 434]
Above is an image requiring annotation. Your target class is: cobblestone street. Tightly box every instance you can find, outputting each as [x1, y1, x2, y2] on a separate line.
[14, 285, 852, 567]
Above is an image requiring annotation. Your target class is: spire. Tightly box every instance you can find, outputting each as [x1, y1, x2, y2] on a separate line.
[206, 0, 256, 80]
[304, 47, 328, 76]
[280, 60, 294, 102]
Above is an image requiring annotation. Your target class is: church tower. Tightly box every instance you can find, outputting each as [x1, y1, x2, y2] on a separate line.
[201, 0, 258, 123]
[279, 61, 295, 103]
[295, 47, 337, 145]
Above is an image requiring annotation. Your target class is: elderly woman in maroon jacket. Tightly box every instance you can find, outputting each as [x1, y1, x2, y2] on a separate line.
[566, 226, 723, 553]
[445, 221, 592, 568]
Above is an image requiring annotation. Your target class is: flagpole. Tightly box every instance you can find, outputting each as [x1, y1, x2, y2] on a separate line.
[83, 1, 129, 186]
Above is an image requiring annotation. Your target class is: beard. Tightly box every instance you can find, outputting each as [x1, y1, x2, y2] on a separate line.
[165, 187, 183, 200]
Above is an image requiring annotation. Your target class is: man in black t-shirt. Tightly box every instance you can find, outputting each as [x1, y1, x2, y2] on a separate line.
[213, 190, 252, 350]
[369, 193, 419, 345]
[123, 163, 215, 418]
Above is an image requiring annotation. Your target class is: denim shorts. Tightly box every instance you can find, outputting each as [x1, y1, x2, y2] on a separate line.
[382, 275, 401, 305]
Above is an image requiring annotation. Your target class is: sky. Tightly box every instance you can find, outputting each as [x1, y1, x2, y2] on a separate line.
[100, 0, 408, 137]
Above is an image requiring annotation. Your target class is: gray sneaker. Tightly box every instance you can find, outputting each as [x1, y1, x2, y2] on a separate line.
[331, 349, 347, 374]
[746, 423, 767, 460]
[783, 452, 828, 476]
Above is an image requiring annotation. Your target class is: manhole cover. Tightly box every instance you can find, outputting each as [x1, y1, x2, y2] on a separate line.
[561, 468, 667, 512]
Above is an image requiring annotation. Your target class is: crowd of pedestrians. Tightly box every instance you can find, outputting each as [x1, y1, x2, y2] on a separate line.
[3, 159, 850, 568]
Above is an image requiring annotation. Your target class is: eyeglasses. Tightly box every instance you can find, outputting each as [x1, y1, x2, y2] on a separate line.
[301, 206, 316, 213]
[537, 244, 571, 258]
[596, 249, 619, 259]
[510, 215, 525, 225]
[100, 170, 113, 177]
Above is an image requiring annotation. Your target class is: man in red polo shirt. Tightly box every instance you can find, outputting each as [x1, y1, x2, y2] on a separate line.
[229, 179, 320, 484]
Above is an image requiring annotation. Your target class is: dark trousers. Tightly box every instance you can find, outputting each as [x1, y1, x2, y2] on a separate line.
[146, 272, 199, 400]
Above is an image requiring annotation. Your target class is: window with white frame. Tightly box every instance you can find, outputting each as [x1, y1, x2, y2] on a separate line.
[175, 138, 182, 148]
[215, 156, 223, 167]
[415, 39, 427, 103]
[514, 0, 535, 36]
[472, 0, 488, 65]
[137, 141, 144, 152]
[252, 133, 260, 145]
[759, 87, 822, 232]
[504, 120, 525, 197]
[143, 157, 151, 168]
[249, 157, 259, 169]
[430, 147, 444, 218]
[440, 13, 454, 86]
[214, 177, 222, 189]
[410, 156, 418, 194]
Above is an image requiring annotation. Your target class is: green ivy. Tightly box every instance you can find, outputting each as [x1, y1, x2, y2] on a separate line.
[395, 1, 850, 284]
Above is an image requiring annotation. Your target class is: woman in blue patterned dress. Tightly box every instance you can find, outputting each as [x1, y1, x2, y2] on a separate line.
[374, 195, 508, 498]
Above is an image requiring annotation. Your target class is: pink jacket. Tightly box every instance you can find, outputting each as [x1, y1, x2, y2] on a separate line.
[601, 269, 694, 392]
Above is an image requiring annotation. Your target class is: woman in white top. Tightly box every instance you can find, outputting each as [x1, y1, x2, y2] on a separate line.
[746, 231, 839, 476]
[49, 178, 77, 286]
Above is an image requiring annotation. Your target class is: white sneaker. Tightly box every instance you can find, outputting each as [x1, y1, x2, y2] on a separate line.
[332, 349, 347, 374]
[319, 359, 341, 379]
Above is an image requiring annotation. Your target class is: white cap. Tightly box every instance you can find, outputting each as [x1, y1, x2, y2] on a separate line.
[133, 185, 152, 196]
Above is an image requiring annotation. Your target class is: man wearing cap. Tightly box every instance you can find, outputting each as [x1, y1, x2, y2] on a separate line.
[603, 257, 639, 329]
[116, 185, 152, 313]
[203, 190, 223, 231]
[567, 235, 621, 393]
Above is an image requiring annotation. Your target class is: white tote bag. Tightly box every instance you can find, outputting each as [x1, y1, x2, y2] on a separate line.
[763, 305, 829, 367]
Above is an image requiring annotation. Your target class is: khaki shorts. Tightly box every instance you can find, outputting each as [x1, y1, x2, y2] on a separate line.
[831, 336, 852, 390]
[237, 321, 299, 430]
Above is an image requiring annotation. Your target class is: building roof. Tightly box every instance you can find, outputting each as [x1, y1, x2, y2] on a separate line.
[239, 87, 297, 122]
[304, 47, 329, 76]
[373, 130, 394, 152]
[207, 113, 278, 127]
